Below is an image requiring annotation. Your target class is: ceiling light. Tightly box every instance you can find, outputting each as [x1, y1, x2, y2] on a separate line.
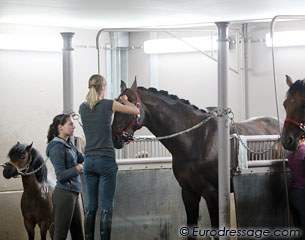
[0, 34, 62, 52]
[266, 31, 305, 47]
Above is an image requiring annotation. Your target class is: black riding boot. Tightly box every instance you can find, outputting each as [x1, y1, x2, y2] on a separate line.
[100, 209, 112, 240]
[85, 211, 96, 240]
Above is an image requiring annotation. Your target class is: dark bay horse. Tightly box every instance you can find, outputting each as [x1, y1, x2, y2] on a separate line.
[2, 142, 54, 240]
[112, 81, 280, 239]
[281, 75, 305, 151]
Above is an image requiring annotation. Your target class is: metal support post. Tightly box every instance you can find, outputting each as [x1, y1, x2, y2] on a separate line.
[216, 22, 230, 239]
[61, 32, 75, 114]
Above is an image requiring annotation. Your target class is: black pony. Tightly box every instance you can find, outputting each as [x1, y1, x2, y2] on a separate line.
[3, 142, 54, 240]
[112, 81, 281, 239]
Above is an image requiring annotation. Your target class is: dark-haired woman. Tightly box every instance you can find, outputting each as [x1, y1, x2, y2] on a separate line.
[46, 114, 84, 240]
[79, 74, 139, 240]
[288, 138, 305, 240]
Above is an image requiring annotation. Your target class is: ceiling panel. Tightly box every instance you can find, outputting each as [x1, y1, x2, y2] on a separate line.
[0, 0, 305, 28]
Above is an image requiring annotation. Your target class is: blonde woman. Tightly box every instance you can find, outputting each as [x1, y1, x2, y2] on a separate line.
[79, 74, 139, 240]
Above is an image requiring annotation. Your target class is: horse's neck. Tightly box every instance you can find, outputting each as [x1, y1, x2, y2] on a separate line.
[141, 93, 182, 134]
[22, 174, 42, 192]
[140, 90, 204, 153]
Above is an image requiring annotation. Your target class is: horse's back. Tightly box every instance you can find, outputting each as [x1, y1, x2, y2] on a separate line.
[234, 116, 281, 135]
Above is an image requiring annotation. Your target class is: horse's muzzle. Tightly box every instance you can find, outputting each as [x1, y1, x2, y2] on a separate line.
[3, 164, 17, 179]
[112, 134, 125, 149]
[281, 134, 298, 151]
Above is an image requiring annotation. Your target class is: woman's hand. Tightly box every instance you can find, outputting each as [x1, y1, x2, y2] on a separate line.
[119, 95, 128, 103]
[113, 95, 139, 115]
[76, 163, 83, 173]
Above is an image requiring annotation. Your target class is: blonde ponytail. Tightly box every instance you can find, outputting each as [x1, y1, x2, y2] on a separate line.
[86, 74, 106, 110]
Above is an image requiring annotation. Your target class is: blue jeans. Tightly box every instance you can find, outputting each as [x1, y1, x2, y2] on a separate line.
[83, 155, 118, 213]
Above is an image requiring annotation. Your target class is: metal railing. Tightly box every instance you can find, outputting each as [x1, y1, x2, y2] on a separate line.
[115, 135, 171, 159]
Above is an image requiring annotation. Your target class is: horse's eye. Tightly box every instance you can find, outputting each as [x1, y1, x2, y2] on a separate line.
[21, 155, 25, 160]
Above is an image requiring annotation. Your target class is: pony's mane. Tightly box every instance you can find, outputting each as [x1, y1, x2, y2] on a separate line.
[287, 79, 305, 96]
[137, 87, 207, 113]
[8, 143, 48, 182]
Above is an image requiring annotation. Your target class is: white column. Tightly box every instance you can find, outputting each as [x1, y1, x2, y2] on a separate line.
[60, 32, 74, 114]
[216, 22, 230, 238]
[110, 32, 119, 99]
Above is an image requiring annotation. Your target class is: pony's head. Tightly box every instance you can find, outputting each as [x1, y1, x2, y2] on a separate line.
[3, 142, 33, 179]
[281, 75, 305, 151]
[112, 79, 144, 149]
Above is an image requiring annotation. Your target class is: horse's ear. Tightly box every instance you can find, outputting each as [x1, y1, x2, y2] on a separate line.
[286, 75, 294, 87]
[131, 76, 137, 90]
[25, 142, 33, 152]
[17, 141, 20, 145]
[120, 80, 127, 93]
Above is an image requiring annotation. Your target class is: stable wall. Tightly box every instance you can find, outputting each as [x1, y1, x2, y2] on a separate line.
[246, 20, 305, 118]
[127, 30, 244, 121]
[0, 23, 102, 159]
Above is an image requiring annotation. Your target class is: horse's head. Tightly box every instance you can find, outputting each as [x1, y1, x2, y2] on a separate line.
[281, 75, 305, 151]
[3, 142, 33, 179]
[112, 79, 144, 149]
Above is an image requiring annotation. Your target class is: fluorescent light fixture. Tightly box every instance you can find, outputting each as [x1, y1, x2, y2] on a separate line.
[0, 34, 62, 52]
[143, 36, 217, 54]
[266, 31, 305, 47]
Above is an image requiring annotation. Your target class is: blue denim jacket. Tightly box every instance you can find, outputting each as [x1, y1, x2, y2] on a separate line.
[46, 137, 84, 193]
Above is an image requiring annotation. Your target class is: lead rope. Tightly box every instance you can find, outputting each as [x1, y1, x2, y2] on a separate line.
[228, 112, 281, 154]
[21, 157, 49, 176]
[71, 112, 83, 127]
[221, 108, 281, 154]
[135, 108, 281, 155]
[136, 113, 215, 141]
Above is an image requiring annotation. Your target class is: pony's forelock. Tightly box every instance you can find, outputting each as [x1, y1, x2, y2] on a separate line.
[7, 143, 26, 159]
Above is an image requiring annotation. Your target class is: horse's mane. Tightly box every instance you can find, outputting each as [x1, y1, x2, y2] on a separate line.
[137, 87, 207, 113]
[8, 144, 48, 183]
[287, 79, 305, 96]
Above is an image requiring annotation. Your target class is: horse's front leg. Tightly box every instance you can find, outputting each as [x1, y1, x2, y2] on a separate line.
[49, 221, 55, 240]
[181, 188, 201, 240]
[38, 221, 50, 240]
[203, 189, 219, 240]
[24, 218, 35, 240]
[203, 190, 218, 229]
